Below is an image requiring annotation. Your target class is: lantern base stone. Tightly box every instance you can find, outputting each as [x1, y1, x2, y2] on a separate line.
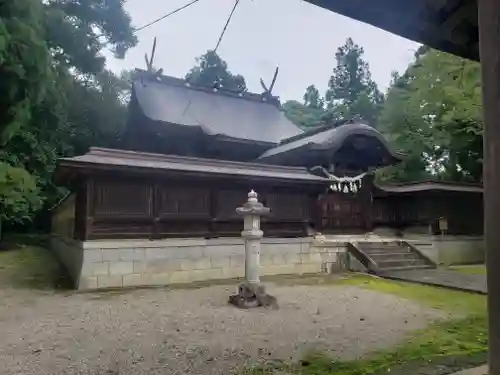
[228, 282, 278, 309]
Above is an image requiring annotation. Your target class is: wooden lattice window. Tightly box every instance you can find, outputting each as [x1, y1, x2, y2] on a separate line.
[158, 187, 210, 216]
[215, 189, 248, 220]
[94, 181, 152, 217]
[264, 193, 307, 220]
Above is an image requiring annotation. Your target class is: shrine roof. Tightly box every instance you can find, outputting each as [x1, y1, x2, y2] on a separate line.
[376, 181, 483, 193]
[58, 147, 329, 183]
[131, 70, 302, 144]
[306, 0, 478, 61]
[257, 122, 402, 164]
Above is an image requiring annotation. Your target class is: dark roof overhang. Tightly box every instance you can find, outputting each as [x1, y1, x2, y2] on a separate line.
[257, 122, 402, 168]
[374, 180, 483, 196]
[57, 148, 330, 185]
[305, 0, 479, 61]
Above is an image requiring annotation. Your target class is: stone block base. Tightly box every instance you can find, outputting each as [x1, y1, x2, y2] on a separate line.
[51, 237, 349, 290]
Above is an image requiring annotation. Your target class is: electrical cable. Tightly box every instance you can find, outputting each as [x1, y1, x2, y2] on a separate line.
[134, 0, 203, 32]
[213, 0, 241, 52]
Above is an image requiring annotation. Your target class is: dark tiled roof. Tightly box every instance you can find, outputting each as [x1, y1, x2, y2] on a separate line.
[258, 122, 401, 161]
[59, 148, 329, 182]
[132, 72, 303, 144]
[376, 181, 483, 193]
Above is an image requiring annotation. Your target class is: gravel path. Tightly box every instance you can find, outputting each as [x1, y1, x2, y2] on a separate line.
[0, 283, 444, 375]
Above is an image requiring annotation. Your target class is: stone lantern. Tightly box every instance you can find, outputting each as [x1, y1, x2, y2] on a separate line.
[228, 190, 277, 309]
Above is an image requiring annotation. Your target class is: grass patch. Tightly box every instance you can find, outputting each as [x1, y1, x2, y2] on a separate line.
[0, 243, 71, 289]
[245, 274, 487, 375]
[339, 274, 486, 315]
[450, 265, 486, 276]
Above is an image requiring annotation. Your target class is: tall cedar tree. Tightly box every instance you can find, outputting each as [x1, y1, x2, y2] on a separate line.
[324, 38, 383, 126]
[185, 50, 247, 91]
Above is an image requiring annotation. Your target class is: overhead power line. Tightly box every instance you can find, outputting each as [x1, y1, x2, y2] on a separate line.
[213, 0, 241, 52]
[134, 0, 203, 32]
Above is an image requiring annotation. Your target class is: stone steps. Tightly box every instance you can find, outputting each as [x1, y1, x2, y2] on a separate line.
[376, 258, 428, 269]
[354, 241, 434, 273]
[369, 252, 421, 261]
[377, 264, 433, 272]
[363, 248, 413, 255]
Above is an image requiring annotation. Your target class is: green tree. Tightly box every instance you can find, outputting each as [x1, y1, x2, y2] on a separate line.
[282, 100, 324, 129]
[303, 85, 324, 109]
[377, 49, 482, 183]
[185, 50, 247, 91]
[0, 0, 137, 229]
[0, 162, 42, 236]
[44, 0, 137, 75]
[376, 72, 433, 182]
[324, 38, 383, 125]
[0, 0, 56, 228]
[0, 0, 55, 147]
[63, 70, 133, 155]
[283, 86, 325, 129]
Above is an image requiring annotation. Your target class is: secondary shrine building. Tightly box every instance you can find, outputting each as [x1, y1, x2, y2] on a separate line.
[51, 70, 483, 290]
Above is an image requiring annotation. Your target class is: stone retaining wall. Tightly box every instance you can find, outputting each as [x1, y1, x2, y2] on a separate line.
[436, 236, 484, 265]
[50, 235, 83, 287]
[403, 234, 484, 265]
[373, 227, 484, 266]
[52, 237, 348, 290]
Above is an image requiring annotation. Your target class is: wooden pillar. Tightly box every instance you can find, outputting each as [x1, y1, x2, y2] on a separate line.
[150, 184, 160, 240]
[478, 0, 500, 373]
[361, 173, 374, 232]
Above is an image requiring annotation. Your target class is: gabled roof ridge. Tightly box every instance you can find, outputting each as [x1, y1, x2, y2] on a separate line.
[133, 69, 281, 107]
[279, 120, 369, 145]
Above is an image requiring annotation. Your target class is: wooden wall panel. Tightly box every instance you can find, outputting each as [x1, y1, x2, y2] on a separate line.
[93, 181, 152, 218]
[215, 189, 248, 220]
[158, 187, 210, 217]
[81, 173, 482, 240]
[264, 192, 308, 221]
[85, 176, 316, 239]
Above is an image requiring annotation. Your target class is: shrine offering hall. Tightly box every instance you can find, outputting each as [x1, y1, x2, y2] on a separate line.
[51, 70, 483, 290]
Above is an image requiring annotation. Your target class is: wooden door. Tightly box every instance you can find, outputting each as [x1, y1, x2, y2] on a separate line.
[318, 192, 365, 232]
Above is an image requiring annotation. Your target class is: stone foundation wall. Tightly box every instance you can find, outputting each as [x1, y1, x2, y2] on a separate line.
[402, 234, 484, 265]
[433, 236, 484, 265]
[53, 237, 348, 290]
[50, 235, 83, 287]
[372, 227, 484, 265]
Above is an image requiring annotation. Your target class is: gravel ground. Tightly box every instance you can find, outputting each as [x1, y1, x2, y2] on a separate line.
[0, 283, 444, 375]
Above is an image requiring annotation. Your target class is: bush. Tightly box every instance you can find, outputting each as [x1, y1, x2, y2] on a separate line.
[0, 162, 42, 224]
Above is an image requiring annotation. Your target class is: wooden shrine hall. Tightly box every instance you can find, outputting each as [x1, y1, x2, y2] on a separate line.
[54, 69, 482, 241]
[51, 67, 482, 291]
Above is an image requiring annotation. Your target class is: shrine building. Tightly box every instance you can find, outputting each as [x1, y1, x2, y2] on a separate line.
[51, 69, 483, 290]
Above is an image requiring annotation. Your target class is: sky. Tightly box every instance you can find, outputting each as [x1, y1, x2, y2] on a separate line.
[106, 0, 421, 102]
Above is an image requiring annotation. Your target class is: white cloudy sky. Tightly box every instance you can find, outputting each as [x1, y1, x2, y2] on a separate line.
[106, 0, 420, 102]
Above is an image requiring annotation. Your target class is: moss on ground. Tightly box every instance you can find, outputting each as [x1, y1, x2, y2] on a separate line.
[340, 274, 486, 315]
[245, 274, 487, 375]
[0, 243, 70, 289]
[450, 265, 486, 276]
